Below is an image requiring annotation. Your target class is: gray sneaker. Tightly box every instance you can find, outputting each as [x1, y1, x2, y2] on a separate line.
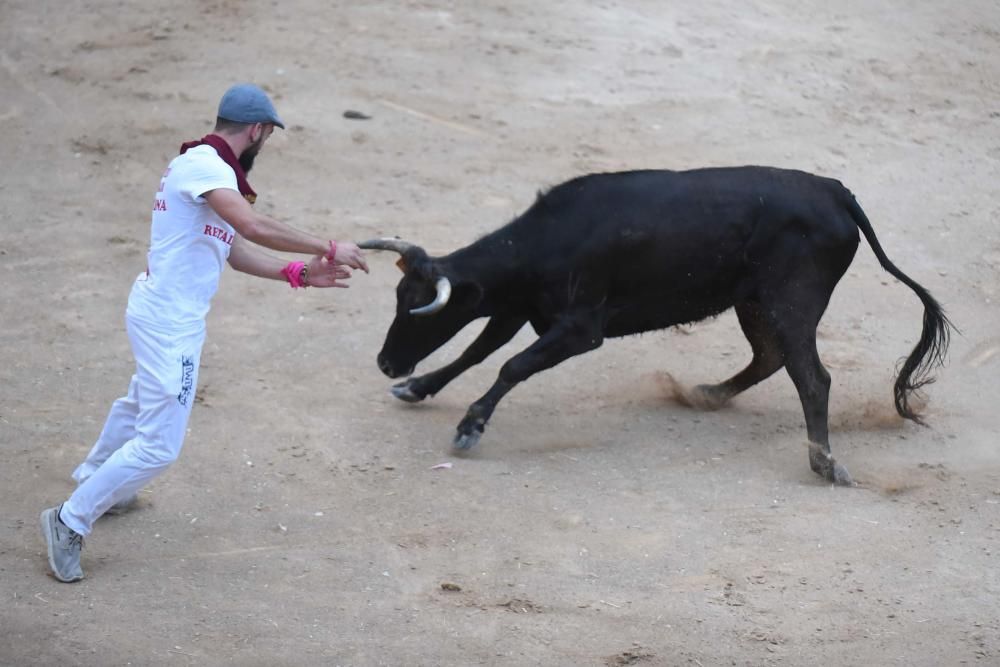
[105, 494, 138, 516]
[40, 505, 84, 583]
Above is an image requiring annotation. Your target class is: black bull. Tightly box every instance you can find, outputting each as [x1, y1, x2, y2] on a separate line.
[360, 167, 952, 485]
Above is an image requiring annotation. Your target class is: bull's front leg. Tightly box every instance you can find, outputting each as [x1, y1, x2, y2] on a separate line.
[391, 315, 526, 402]
[454, 315, 604, 450]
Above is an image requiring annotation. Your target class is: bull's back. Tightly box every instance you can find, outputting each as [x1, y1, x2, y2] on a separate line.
[512, 167, 859, 336]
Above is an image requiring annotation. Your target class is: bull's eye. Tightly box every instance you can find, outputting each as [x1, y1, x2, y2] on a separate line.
[401, 286, 434, 313]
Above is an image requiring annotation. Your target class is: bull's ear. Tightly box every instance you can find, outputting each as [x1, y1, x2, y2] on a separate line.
[402, 247, 430, 275]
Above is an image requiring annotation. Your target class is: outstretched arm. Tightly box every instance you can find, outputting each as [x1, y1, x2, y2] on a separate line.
[228, 235, 353, 288]
[205, 188, 369, 272]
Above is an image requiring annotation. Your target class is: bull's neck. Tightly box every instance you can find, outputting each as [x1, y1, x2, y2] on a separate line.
[447, 237, 523, 290]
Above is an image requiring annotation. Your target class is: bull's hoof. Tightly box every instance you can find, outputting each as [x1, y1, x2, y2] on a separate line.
[453, 429, 482, 451]
[808, 443, 855, 487]
[657, 373, 729, 411]
[831, 462, 854, 487]
[390, 380, 425, 403]
[689, 384, 730, 411]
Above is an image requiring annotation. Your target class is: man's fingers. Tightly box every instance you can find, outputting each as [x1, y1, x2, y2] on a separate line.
[344, 257, 367, 272]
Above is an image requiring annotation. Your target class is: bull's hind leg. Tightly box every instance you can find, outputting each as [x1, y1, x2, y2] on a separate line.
[771, 310, 854, 487]
[687, 302, 785, 409]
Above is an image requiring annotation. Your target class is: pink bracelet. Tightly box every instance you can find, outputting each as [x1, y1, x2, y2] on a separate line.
[326, 240, 338, 263]
[281, 261, 307, 289]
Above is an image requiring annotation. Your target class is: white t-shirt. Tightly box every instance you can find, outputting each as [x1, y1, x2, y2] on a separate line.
[127, 144, 239, 329]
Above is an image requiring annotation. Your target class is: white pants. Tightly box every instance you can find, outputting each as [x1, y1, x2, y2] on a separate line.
[61, 313, 204, 536]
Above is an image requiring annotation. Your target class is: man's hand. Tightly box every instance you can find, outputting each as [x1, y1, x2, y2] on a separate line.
[332, 242, 370, 273]
[305, 255, 353, 288]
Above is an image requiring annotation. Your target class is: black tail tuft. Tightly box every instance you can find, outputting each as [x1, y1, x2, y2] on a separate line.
[892, 287, 953, 424]
[845, 192, 955, 423]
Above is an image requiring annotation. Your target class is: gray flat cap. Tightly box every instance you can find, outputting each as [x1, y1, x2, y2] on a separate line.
[217, 83, 285, 129]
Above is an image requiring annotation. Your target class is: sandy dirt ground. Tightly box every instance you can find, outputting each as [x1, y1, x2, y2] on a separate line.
[2, 1, 999, 665]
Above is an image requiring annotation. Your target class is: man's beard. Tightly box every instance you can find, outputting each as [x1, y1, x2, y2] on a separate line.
[239, 137, 264, 173]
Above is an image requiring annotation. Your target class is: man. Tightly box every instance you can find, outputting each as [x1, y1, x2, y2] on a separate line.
[41, 83, 370, 582]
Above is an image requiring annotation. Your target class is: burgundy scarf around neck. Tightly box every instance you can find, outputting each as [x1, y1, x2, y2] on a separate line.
[179, 134, 257, 204]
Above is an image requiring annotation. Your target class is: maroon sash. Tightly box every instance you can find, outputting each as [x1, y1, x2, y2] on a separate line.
[179, 134, 257, 205]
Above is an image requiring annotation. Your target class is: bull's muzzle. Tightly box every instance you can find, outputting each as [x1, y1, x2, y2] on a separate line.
[378, 355, 413, 379]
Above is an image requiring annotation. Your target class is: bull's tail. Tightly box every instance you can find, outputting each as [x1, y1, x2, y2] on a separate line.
[845, 193, 954, 424]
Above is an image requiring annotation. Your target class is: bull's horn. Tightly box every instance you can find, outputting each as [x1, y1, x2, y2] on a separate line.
[358, 238, 420, 255]
[411, 276, 452, 316]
